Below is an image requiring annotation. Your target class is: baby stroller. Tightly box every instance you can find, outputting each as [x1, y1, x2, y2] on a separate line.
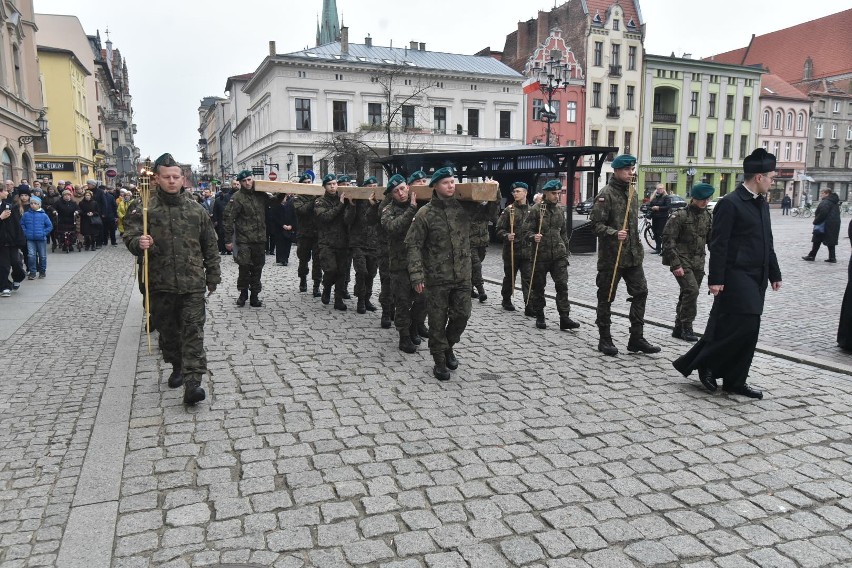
[58, 216, 82, 252]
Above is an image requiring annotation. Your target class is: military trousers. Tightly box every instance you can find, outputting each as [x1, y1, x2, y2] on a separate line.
[425, 281, 472, 356]
[377, 253, 393, 311]
[390, 270, 426, 335]
[501, 251, 532, 305]
[530, 257, 571, 316]
[319, 246, 349, 294]
[674, 267, 704, 326]
[595, 265, 648, 336]
[151, 291, 208, 380]
[296, 235, 321, 284]
[352, 247, 378, 300]
[470, 245, 487, 288]
[235, 242, 266, 292]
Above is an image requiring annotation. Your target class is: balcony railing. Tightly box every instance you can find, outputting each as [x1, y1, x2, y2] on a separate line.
[609, 65, 622, 77]
[650, 155, 675, 164]
[607, 105, 620, 118]
[653, 112, 677, 123]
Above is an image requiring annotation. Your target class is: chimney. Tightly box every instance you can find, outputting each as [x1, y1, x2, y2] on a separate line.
[516, 21, 529, 61]
[537, 11, 549, 45]
[365, 34, 372, 47]
[419, 42, 426, 51]
[340, 26, 349, 54]
[269, 41, 276, 56]
[410, 41, 419, 50]
[682, 53, 692, 59]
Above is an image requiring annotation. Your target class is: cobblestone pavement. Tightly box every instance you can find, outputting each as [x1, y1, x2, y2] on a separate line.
[2, 219, 852, 567]
[481, 209, 852, 370]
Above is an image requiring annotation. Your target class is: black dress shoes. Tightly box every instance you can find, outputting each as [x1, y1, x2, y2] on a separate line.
[723, 384, 763, 399]
[502, 300, 516, 311]
[697, 367, 717, 392]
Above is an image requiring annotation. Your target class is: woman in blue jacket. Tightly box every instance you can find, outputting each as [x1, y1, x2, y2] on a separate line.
[20, 196, 53, 278]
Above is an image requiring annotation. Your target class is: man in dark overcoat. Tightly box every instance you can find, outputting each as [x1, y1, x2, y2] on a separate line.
[802, 188, 841, 263]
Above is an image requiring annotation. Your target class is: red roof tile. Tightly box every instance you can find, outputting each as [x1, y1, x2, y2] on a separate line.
[760, 74, 811, 101]
[709, 9, 852, 83]
[584, 0, 643, 28]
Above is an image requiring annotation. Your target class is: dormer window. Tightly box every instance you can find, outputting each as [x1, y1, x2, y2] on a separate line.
[613, 19, 620, 31]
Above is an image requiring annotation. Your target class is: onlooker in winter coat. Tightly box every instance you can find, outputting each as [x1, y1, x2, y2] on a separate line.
[79, 191, 102, 251]
[0, 183, 26, 294]
[20, 196, 53, 278]
[803, 189, 841, 262]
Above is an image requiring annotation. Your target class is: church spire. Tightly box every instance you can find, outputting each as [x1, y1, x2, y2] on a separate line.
[316, 0, 340, 46]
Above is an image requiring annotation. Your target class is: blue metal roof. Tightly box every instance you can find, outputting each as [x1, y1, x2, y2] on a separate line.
[284, 42, 523, 79]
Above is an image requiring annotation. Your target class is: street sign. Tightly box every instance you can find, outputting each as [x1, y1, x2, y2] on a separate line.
[268, 171, 278, 181]
[106, 168, 118, 178]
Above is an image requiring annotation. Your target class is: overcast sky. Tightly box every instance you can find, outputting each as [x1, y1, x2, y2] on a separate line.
[33, 0, 849, 168]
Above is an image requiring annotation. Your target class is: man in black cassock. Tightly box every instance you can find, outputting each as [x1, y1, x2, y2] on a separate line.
[673, 148, 782, 400]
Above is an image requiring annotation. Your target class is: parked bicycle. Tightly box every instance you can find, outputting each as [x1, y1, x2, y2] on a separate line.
[639, 213, 656, 250]
[791, 203, 814, 218]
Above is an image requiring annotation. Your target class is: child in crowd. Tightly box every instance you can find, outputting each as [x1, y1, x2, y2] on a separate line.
[20, 196, 53, 279]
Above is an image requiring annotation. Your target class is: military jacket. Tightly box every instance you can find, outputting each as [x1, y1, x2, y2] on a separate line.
[469, 218, 491, 248]
[405, 189, 499, 287]
[293, 194, 318, 239]
[223, 185, 274, 245]
[521, 201, 568, 263]
[123, 187, 221, 294]
[345, 200, 379, 252]
[381, 198, 418, 272]
[496, 203, 533, 260]
[374, 195, 392, 258]
[590, 177, 644, 270]
[314, 192, 348, 249]
[662, 203, 712, 272]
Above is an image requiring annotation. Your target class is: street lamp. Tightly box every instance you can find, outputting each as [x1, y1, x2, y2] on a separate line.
[532, 50, 570, 146]
[684, 159, 696, 196]
[286, 151, 294, 172]
[18, 110, 49, 147]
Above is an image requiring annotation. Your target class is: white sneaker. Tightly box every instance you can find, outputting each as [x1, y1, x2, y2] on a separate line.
[0, 289, 11, 297]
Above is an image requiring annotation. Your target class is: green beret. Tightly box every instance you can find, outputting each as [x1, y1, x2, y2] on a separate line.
[385, 174, 406, 195]
[153, 153, 177, 171]
[511, 181, 529, 190]
[236, 170, 252, 181]
[361, 176, 378, 186]
[322, 174, 337, 186]
[611, 154, 637, 169]
[541, 180, 562, 192]
[429, 167, 455, 187]
[298, 172, 313, 183]
[337, 175, 351, 183]
[690, 183, 715, 200]
[407, 170, 427, 184]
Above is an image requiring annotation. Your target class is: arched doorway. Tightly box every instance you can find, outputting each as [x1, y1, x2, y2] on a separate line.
[1, 148, 14, 181]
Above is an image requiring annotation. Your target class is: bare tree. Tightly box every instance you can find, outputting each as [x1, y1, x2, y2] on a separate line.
[314, 131, 381, 183]
[366, 64, 434, 156]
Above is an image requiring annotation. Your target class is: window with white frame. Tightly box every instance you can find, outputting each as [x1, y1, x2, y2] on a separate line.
[784, 142, 791, 161]
[762, 109, 770, 129]
[566, 101, 576, 122]
[831, 124, 838, 139]
[796, 143, 802, 161]
[816, 123, 823, 138]
[774, 110, 782, 130]
[786, 111, 793, 131]
[797, 112, 805, 131]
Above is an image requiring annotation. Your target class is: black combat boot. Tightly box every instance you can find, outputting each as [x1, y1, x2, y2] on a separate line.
[321, 286, 331, 305]
[471, 287, 479, 299]
[312, 282, 322, 298]
[445, 347, 458, 370]
[536, 314, 547, 329]
[183, 379, 206, 406]
[364, 299, 377, 312]
[476, 284, 487, 302]
[559, 314, 580, 330]
[333, 294, 347, 311]
[672, 323, 683, 339]
[249, 291, 263, 307]
[399, 334, 417, 354]
[357, 298, 366, 314]
[342, 288, 351, 300]
[627, 335, 661, 354]
[299, 276, 307, 292]
[416, 323, 430, 338]
[502, 299, 516, 311]
[681, 324, 699, 342]
[598, 336, 618, 356]
[433, 354, 450, 381]
[380, 309, 392, 329]
[409, 323, 422, 345]
[167, 365, 184, 388]
[524, 304, 535, 318]
[236, 289, 248, 307]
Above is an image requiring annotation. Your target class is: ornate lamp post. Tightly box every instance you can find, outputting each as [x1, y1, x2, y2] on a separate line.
[532, 50, 570, 146]
[18, 110, 49, 147]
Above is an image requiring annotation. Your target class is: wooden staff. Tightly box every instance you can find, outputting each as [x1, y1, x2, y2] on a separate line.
[139, 173, 152, 353]
[509, 206, 516, 301]
[527, 204, 545, 302]
[607, 175, 637, 303]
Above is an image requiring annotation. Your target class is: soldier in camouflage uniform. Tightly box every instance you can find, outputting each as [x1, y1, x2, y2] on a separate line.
[405, 171, 430, 340]
[405, 168, 499, 381]
[589, 154, 660, 356]
[315, 174, 350, 310]
[662, 183, 714, 342]
[382, 174, 426, 354]
[496, 182, 534, 315]
[346, 176, 380, 314]
[123, 153, 220, 406]
[293, 172, 323, 296]
[469, 216, 492, 302]
[522, 180, 580, 331]
[223, 170, 277, 307]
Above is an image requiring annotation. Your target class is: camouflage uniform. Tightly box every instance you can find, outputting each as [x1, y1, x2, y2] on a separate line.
[345, 199, 379, 310]
[294, 194, 322, 291]
[405, 190, 498, 359]
[589, 176, 648, 338]
[123, 187, 221, 383]
[314, 191, 349, 300]
[662, 203, 712, 329]
[223, 184, 275, 293]
[375, 194, 395, 321]
[382, 195, 425, 341]
[522, 200, 573, 319]
[496, 202, 533, 306]
[469, 218, 491, 297]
